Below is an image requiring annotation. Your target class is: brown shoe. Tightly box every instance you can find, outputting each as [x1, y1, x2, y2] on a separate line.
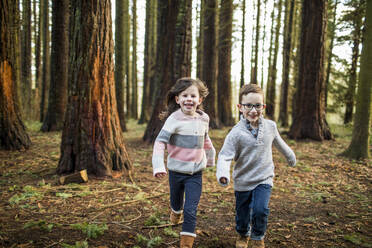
[236, 235, 249, 248]
[180, 235, 195, 248]
[249, 239, 264, 248]
[170, 209, 182, 224]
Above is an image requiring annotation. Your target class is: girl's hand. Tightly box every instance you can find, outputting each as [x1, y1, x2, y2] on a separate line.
[219, 177, 228, 184]
[155, 172, 167, 178]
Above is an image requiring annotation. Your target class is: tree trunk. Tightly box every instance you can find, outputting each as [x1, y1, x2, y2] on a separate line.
[197, 0, 204, 79]
[0, 0, 31, 150]
[58, 0, 133, 178]
[174, 0, 192, 79]
[260, 0, 268, 89]
[344, 0, 363, 125]
[279, 0, 295, 127]
[21, 0, 32, 120]
[124, 0, 131, 119]
[143, 0, 181, 143]
[131, 0, 138, 119]
[40, 0, 50, 122]
[289, 0, 332, 141]
[33, 0, 42, 121]
[266, 0, 283, 120]
[139, 0, 157, 124]
[218, 0, 234, 126]
[325, 0, 338, 110]
[341, 0, 372, 159]
[41, 0, 69, 132]
[251, 0, 260, 85]
[201, 0, 219, 128]
[240, 0, 246, 87]
[115, 0, 127, 131]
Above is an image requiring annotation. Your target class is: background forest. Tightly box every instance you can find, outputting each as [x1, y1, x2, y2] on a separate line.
[0, 0, 371, 247]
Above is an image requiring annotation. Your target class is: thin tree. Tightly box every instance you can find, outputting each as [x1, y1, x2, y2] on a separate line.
[197, 0, 204, 79]
[143, 0, 181, 143]
[266, 0, 283, 120]
[324, 0, 338, 110]
[218, 0, 234, 126]
[240, 0, 246, 87]
[201, 0, 220, 128]
[124, 0, 131, 119]
[33, 0, 43, 120]
[260, 0, 268, 89]
[131, 0, 138, 119]
[289, 0, 332, 141]
[341, 0, 371, 160]
[115, 0, 127, 131]
[279, 0, 295, 127]
[40, 0, 50, 122]
[251, 0, 260, 85]
[343, 0, 364, 124]
[21, 0, 32, 119]
[139, 0, 157, 124]
[58, 0, 133, 178]
[41, 0, 69, 132]
[0, 0, 31, 150]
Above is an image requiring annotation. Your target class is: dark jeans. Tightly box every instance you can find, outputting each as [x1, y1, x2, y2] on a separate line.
[235, 184, 272, 240]
[169, 170, 202, 235]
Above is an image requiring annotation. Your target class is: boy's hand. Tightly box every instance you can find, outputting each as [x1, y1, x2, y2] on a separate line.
[219, 177, 228, 184]
[155, 172, 167, 178]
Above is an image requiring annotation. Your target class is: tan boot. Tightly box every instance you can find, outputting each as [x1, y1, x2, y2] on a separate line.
[180, 235, 195, 248]
[249, 239, 264, 248]
[170, 210, 183, 224]
[235, 235, 249, 248]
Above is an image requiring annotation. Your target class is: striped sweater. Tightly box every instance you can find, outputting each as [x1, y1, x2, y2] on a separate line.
[152, 109, 216, 176]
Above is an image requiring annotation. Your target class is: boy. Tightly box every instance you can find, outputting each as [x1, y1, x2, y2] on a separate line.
[216, 84, 296, 248]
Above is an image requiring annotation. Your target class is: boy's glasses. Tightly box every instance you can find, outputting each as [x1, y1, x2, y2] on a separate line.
[240, 103, 265, 111]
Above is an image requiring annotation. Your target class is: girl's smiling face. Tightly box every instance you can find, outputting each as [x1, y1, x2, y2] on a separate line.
[175, 85, 202, 116]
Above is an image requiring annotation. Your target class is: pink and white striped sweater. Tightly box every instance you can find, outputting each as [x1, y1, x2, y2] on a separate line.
[152, 109, 216, 176]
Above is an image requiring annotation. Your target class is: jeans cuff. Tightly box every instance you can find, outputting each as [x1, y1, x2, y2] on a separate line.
[180, 231, 196, 237]
[171, 207, 183, 214]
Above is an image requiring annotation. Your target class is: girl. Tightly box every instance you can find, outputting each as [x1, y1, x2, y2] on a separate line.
[152, 77, 216, 248]
[217, 84, 296, 248]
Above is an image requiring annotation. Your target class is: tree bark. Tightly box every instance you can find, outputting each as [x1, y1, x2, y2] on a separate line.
[240, 0, 246, 87]
[218, 0, 234, 126]
[115, 0, 127, 131]
[21, 0, 32, 119]
[266, 0, 283, 120]
[251, 0, 260, 85]
[131, 0, 138, 119]
[41, 0, 69, 132]
[341, 0, 371, 159]
[33, 0, 43, 121]
[201, 0, 220, 128]
[58, 0, 133, 178]
[279, 0, 295, 127]
[40, 0, 50, 122]
[289, 0, 332, 141]
[0, 0, 31, 150]
[143, 0, 181, 143]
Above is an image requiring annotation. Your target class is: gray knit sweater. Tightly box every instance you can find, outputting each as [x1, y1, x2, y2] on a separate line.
[216, 117, 296, 191]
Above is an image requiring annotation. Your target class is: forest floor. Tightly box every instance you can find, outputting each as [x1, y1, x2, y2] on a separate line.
[0, 120, 371, 248]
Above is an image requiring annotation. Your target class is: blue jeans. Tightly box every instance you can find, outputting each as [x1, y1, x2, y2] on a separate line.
[169, 170, 202, 235]
[235, 184, 272, 240]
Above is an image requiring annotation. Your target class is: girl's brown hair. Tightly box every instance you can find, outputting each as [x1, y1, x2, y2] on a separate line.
[159, 77, 209, 120]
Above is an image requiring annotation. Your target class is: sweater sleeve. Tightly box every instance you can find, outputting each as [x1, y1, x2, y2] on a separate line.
[152, 117, 175, 176]
[204, 133, 216, 167]
[216, 131, 237, 186]
[272, 122, 296, 167]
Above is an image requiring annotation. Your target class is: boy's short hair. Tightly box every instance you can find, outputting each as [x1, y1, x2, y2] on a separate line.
[239, 84, 264, 103]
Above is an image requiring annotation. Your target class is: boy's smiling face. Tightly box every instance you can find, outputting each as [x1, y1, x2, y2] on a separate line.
[175, 85, 202, 116]
[238, 93, 265, 126]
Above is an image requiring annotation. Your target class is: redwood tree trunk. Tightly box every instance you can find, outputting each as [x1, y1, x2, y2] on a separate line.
[218, 0, 234, 126]
[0, 0, 31, 150]
[41, 0, 69, 132]
[289, 0, 332, 141]
[58, 0, 133, 177]
[201, 0, 220, 128]
[143, 0, 181, 143]
[40, 0, 50, 122]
